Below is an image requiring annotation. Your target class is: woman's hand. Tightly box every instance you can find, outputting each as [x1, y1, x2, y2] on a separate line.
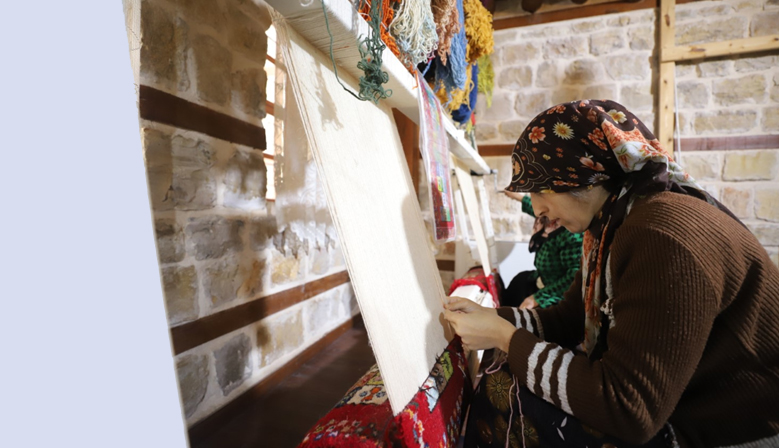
[444, 296, 516, 353]
[519, 295, 538, 310]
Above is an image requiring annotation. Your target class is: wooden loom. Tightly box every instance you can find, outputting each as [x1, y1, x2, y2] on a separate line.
[267, 0, 497, 415]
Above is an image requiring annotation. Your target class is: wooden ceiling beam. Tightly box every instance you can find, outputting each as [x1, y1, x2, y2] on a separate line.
[493, 0, 697, 29]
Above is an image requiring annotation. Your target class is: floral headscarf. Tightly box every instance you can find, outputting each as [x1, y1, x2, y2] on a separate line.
[505, 100, 736, 358]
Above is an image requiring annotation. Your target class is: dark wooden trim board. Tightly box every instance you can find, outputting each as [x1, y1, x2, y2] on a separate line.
[187, 315, 361, 443]
[139, 84, 266, 150]
[492, 0, 697, 29]
[171, 270, 350, 355]
[478, 144, 513, 157]
[478, 136, 779, 157]
[673, 135, 779, 152]
[437, 259, 456, 272]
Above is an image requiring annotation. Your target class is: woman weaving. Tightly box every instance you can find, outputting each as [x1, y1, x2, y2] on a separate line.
[444, 100, 779, 447]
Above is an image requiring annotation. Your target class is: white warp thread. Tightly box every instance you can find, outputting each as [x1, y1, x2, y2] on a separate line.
[274, 12, 451, 415]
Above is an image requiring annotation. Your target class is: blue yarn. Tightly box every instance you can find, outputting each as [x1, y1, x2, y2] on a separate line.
[451, 63, 479, 124]
[434, 0, 468, 101]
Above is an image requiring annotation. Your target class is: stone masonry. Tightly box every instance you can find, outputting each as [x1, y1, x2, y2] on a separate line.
[474, 0, 779, 265]
[138, 0, 358, 426]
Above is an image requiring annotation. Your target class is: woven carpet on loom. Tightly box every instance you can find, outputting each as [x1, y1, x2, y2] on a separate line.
[298, 337, 472, 448]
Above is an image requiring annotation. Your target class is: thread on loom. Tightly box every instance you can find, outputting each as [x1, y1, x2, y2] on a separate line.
[390, 0, 439, 67]
[322, 0, 392, 104]
[463, 0, 494, 63]
[431, 0, 460, 65]
[477, 53, 494, 107]
[484, 350, 526, 448]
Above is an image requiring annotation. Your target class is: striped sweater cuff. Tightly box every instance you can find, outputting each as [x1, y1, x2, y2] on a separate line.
[497, 306, 544, 339]
[508, 332, 575, 415]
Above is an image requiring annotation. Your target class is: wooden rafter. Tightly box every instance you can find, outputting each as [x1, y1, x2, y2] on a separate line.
[492, 0, 700, 29]
[657, 0, 676, 154]
[662, 34, 779, 62]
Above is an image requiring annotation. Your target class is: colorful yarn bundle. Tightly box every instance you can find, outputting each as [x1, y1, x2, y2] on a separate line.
[477, 53, 494, 107]
[463, 0, 494, 63]
[434, 0, 468, 101]
[435, 59, 474, 114]
[451, 63, 479, 124]
[390, 0, 439, 68]
[431, 0, 461, 65]
[324, 0, 391, 104]
[358, 0, 402, 61]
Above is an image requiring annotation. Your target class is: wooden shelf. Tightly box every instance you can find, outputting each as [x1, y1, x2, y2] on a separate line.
[266, 0, 491, 174]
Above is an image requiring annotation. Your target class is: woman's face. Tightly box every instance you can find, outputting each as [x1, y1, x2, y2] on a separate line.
[506, 188, 610, 234]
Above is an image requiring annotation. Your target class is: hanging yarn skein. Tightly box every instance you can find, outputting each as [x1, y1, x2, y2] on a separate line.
[323, 0, 392, 104]
[451, 63, 479, 124]
[463, 0, 494, 63]
[358, 0, 402, 63]
[477, 53, 494, 107]
[434, 0, 468, 108]
[436, 61, 474, 114]
[431, 0, 461, 65]
[390, 0, 439, 68]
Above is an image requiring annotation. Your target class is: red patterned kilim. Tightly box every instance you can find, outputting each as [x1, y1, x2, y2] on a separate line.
[298, 337, 472, 448]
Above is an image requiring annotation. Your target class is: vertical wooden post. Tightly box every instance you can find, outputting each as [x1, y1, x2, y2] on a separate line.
[658, 0, 677, 155]
[452, 155, 492, 274]
[392, 108, 421, 196]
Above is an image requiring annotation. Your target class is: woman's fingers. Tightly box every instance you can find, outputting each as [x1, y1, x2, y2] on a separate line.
[443, 309, 459, 327]
[446, 296, 480, 312]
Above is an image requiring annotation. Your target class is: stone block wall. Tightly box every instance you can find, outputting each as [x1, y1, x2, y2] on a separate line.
[473, 0, 779, 264]
[683, 150, 779, 265]
[138, 0, 357, 426]
[475, 7, 658, 145]
[673, 1, 779, 137]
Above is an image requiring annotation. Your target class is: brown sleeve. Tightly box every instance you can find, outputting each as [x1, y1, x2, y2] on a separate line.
[505, 228, 720, 444]
[497, 269, 584, 346]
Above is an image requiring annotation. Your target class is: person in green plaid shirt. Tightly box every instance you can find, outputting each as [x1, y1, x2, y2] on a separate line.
[503, 195, 583, 309]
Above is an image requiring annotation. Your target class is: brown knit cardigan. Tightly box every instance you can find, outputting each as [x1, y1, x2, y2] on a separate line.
[498, 191, 779, 448]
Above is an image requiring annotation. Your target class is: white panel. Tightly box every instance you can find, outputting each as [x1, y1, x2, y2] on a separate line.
[276, 19, 451, 414]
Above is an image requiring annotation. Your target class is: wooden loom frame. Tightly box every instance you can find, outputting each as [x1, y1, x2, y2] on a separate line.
[657, 0, 779, 154]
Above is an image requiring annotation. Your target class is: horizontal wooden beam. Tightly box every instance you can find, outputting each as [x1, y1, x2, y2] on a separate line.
[478, 135, 779, 157]
[171, 270, 350, 354]
[493, 0, 655, 29]
[492, 0, 699, 29]
[662, 34, 779, 62]
[674, 135, 779, 152]
[187, 315, 360, 442]
[139, 84, 266, 150]
[479, 144, 515, 157]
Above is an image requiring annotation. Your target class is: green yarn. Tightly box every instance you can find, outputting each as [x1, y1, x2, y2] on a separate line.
[477, 53, 494, 108]
[322, 0, 392, 105]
